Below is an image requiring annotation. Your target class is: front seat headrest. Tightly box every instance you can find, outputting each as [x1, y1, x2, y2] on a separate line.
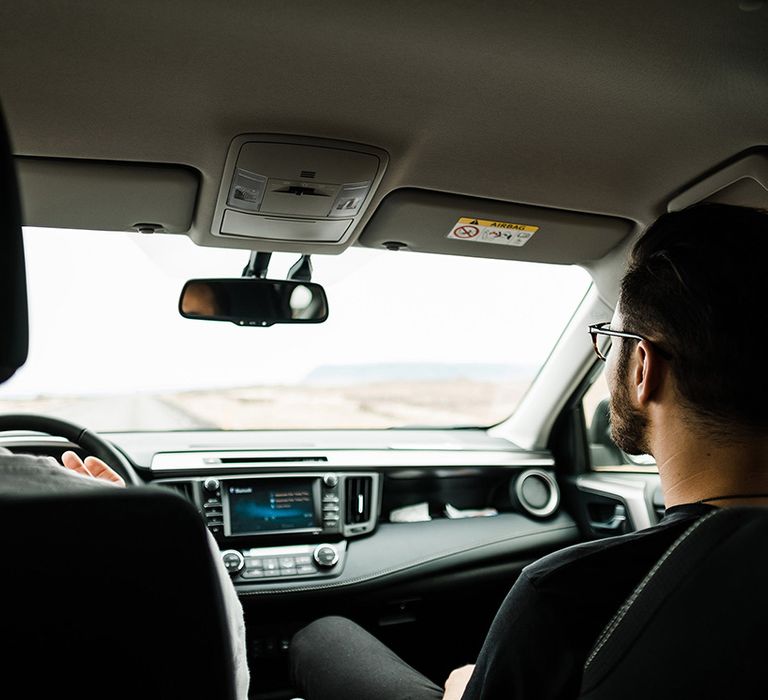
[0, 103, 28, 383]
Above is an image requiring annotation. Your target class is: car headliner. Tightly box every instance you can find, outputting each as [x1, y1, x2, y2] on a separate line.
[1, 1, 767, 267]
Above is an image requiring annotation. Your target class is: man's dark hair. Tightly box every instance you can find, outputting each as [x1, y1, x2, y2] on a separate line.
[619, 203, 768, 435]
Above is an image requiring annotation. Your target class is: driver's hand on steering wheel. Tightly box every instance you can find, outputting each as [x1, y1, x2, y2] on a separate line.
[61, 450, 126, 488]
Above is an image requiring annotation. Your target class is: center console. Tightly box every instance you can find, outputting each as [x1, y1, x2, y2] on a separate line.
[155, 472, 380, 584]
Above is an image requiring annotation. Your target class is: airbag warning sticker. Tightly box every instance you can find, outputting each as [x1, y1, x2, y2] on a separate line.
[447, 218, 539, 247]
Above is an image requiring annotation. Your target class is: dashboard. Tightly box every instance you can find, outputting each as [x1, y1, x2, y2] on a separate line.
[114, 429, 587, 598]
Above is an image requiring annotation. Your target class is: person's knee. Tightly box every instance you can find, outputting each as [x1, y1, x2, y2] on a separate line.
[292, 615, 352, 650]
[291, 616, 444, 700]
[290, 616, 356, 680]
[290, 615, 357, 686]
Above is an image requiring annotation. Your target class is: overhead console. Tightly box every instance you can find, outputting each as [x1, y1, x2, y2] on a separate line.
[210, 134, 388, 253]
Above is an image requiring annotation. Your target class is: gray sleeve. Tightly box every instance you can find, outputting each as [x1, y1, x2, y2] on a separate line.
[0, 453, 118, 493]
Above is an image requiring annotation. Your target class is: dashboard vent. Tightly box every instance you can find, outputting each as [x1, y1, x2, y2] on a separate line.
[511, 469, 560, 518]
[159, 481, 196, 504]
[345, 476, 373, 524]
[217, 455, 328, 464]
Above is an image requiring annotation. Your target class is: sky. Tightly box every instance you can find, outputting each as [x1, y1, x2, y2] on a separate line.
[0, 227, 592, 398]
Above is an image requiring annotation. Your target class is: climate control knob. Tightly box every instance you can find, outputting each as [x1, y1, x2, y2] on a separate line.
[313, 544, 339, 568]
[221, 549, 244, 575]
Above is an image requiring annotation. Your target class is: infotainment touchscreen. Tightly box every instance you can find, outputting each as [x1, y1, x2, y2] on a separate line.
[224, 478, 319, 535]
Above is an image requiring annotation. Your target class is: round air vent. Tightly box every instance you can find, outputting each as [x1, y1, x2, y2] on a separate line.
[511, 469, 560, 518]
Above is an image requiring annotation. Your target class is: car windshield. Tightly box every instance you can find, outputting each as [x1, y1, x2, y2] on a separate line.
[0, 227, 591, 431]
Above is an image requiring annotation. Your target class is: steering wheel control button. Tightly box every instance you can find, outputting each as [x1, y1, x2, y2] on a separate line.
[313, 544, 339, 568]
[221, 550, 244, 575]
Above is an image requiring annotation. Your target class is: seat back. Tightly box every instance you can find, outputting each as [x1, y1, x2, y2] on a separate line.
[579, 507, 768, 699]
[0, 487, 237, 700]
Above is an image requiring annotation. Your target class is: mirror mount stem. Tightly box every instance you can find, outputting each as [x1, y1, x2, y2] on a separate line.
[242, 252, 272, 279]
[288, 254, 312, 282]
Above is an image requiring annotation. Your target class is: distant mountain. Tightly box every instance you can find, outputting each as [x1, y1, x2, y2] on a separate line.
[303, 362, 536, 386]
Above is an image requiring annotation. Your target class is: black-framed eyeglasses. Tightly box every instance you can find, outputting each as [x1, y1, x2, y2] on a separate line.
[588, 322, 646, 362]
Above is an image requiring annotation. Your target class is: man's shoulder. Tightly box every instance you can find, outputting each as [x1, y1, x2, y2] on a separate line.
[523, 505, 711, 589]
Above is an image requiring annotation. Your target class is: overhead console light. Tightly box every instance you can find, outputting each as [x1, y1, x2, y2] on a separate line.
[668, 149, 768, 212]
[211, 135, 388, 248]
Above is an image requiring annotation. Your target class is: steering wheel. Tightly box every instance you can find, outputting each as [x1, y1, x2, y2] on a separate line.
[0, 413, 140, 485]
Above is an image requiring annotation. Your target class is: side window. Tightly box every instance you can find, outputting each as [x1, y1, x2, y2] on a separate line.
[582, 368, 656, 471]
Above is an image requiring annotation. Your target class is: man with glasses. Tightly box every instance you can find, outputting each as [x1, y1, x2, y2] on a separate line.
[290, 202, 768, 699]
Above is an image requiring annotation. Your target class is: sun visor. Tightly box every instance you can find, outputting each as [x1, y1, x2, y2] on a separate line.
[17, 158, 199, 233]
[668, 149, 768, 212]
[357, 189, 633, 265]
[209, 135, 388, 252]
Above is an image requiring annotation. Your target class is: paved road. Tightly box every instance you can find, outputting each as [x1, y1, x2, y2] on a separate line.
[0, 394, 214, 431]
[0, 379, 529, 431]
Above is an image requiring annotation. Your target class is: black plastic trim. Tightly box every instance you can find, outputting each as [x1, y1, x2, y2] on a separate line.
[236, 512, 577, 598]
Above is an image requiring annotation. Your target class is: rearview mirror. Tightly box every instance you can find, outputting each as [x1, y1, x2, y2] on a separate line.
[179, 278, 329, 326]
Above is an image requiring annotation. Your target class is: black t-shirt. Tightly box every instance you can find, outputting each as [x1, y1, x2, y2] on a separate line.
[461, 503, 714, 699]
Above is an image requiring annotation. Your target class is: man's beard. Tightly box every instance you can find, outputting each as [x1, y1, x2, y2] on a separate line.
[609, 348, 651, 456]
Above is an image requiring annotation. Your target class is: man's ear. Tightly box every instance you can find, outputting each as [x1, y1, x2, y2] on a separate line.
[633, 340, 663, 405]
